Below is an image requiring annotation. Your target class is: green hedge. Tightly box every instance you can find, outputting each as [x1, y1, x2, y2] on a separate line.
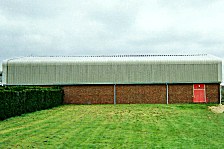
[0, 86, 63, 120]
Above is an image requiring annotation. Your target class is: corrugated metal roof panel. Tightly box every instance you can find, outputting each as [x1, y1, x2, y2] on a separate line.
[7, 54, 221, 63]
[2, 54, 222, 85]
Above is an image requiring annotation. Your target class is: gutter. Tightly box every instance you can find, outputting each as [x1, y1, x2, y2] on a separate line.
[166, 83, 169, 104]
[220, 84, 222, 105]
[114, 84, 116, 105]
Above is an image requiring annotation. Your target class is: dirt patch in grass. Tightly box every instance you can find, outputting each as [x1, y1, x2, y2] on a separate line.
[208, 104, 224, 113]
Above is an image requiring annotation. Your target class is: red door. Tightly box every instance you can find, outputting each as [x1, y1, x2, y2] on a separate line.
[193, 84, 206, 103]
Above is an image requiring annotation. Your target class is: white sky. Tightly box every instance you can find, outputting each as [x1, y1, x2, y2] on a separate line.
[0, 0, 224, 80]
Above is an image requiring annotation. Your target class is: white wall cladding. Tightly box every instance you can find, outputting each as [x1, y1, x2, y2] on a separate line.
[2, 54, 222, 85]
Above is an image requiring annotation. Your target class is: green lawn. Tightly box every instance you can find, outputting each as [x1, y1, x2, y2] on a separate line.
[0, 104, 224, 148]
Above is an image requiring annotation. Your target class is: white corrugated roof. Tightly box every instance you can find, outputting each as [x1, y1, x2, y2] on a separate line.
[4, 54, 222, 63]
[2, 54, 222, 85]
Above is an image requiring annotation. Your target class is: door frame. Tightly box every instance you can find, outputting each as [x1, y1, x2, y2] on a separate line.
[193, 84, 206, 103]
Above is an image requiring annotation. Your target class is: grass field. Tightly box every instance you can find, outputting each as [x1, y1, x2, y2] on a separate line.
[0, 104, 224, 148]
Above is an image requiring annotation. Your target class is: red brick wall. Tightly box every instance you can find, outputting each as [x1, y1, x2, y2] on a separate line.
[63, 85, 114, 104]
[63, 84, 220, 104]
[168, 84, 193, 103]
[206, 84, 220, 103]
[116, 85, 166, 104]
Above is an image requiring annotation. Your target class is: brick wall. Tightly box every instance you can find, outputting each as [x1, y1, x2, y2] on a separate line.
[116, 85, 166, 104]
[63, 85, 114, 104]
[63, 84, 220, 104]
[168, 84, 193, 103]
[206, 84, 220, 103]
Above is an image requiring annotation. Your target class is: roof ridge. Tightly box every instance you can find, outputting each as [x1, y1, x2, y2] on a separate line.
[27, 54, 208, 58]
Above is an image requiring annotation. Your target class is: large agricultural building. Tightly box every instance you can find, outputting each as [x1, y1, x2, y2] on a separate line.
[2, 54, 222, 104]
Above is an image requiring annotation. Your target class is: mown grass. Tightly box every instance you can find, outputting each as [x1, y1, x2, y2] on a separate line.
[0, 104, 224, 148]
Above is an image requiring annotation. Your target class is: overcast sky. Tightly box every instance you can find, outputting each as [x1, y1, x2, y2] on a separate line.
[0, 0, 224, 79]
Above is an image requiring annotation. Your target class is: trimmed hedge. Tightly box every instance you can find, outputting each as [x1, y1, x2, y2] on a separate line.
[0, 86, 63, 120]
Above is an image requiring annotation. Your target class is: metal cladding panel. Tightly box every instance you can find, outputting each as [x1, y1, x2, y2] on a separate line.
[2, 60, 8, 85]
[3, 55, 222, 85]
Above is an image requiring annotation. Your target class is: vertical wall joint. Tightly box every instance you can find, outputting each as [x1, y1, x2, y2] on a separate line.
[114, 84, 116, 105]
[166, 83, 169, 104]
[220, 84, 222, 105]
